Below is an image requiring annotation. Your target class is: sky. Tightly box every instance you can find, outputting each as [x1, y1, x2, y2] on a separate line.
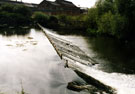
[15, 0, 97, 8]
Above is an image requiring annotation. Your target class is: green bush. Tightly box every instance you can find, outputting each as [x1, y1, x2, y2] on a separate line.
[0, 3, 14, 12]
[110, 14, 127, 38]
[47, 16, 59, 28]
[32, 12, 49, 26]
[14, 5, 32, 17]
[85, 8, 98, 29]
[0, 4, 32, 26]
[97, 11, 127, 38]
[86, 28, 98, 36]
[49, 16, 58, 24]
[57, 15, 69, 26]
[98, 11, 113, 35]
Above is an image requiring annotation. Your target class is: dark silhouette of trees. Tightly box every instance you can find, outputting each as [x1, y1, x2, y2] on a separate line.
[0, 4, 32, 27]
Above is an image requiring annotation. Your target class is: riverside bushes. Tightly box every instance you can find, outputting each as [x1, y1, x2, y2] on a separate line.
[31, 0, 135, 40]
[1, 1, 134, 40]
[32, 12, 86, 31]
[32, 12, 49, 26]
[0, 3, 32, 27]
[86, 0, 135, 40]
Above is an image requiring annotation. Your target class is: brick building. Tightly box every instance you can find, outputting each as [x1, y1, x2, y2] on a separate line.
[38, 0, 83, 15]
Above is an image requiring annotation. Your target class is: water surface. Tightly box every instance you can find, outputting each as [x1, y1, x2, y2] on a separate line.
[0, 28, 87, 94]
[44, 28, 135, 94]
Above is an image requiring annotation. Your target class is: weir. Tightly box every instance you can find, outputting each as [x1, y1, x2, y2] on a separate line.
[38, 24, 117, 94]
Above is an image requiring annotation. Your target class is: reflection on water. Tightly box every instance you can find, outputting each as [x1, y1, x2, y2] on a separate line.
[0, 27, 31, 36]
[0, 28, 88, 94]
[25, 27, 135, 94]
[86, 37, 135, 74]
[1, 27, 135, 94]
[58, 35, 135, 74]
[54, 34, 135, 94]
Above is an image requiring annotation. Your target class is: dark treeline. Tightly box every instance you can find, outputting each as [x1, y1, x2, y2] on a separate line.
[0, 0, 135, 40]
[0, 3, 32, 27]
[34, 0, 135, 40]
[86, 0, 135, 40]
[32, 12, 85, 31]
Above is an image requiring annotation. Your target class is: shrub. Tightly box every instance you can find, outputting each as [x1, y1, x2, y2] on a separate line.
[0, 3, 14, 12]
[97, 11, 127, 38]
[14, 5, 32, 17]
[32, 12, 49, 26]
[97, 11, 113, 35]
[110, 14, 127, 38]
[86, 28, 98, 36]
[0, 4, 32, 26]
[85, 8, 98, 29]
[49, 16, 58, 23]
[47, 16, 59, 28]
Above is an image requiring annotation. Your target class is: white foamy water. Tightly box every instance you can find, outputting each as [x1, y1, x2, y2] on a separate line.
[0, 28, 86, 94]
[42, 27, 135, 94]
[77, 62, 135, 94]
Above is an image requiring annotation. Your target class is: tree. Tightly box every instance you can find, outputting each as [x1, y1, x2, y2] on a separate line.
[14, 5, 32, 17]
[85, 8, 98, 29]
[32, 12, 49, 26]
[0, 3, 14, 12]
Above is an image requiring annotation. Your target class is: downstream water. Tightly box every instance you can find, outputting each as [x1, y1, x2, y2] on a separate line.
[46, 28, 135, 74]
[63, 36, 135, 74]
[0, 27, 135, 94]
[0, 28, 87, 94]
[44, 28, 135, 94]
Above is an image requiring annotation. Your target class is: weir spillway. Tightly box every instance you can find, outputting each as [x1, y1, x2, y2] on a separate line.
[39, 24, 117, 94]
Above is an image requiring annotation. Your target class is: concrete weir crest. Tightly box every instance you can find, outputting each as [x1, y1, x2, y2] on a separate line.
[38, 24, 117, 94]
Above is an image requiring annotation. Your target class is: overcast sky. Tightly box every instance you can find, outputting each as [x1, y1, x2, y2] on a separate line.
[16, 0, 97, 8]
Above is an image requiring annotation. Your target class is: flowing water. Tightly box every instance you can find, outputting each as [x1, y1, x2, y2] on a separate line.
[44, 28, 135, 94]
[0, 28, 87, 94]
[0, 27, 135, 94]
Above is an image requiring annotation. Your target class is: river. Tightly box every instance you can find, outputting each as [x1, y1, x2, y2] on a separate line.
[0, 27, 135, 94]
[0, 28, 88, 94]
[44, 28, 135, 94]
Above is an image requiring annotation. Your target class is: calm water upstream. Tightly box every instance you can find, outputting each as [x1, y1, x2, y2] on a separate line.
[0, 28, 87, 94]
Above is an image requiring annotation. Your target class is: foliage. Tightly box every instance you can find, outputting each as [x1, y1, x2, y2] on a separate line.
[32, 12, 49, 26]
[98, 11, 113, 35]
[85, 0, 135, 40]
[0, 3, 32, 27]
[86, 28, 98, 36]
[47, 15, 59, 29]
[56, 14, 86, 30]
[0, 3, 14, 12]
[85, 8, 98, 29]
[57, 15, 72, 27]
[14, 5, 32, 17]
[110, 14, 127, 38]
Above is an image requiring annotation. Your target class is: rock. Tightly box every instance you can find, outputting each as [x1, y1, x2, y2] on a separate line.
[67, 81, 91, 92]
[27, 37, 33, 39]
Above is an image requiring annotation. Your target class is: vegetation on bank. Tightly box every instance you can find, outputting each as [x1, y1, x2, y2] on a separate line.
[0, 0, 135, 40]
[85, 0, 135, 40]
[32, 12, 86, 31]
[0, 3, 32, 27]
[32, 0, 135, 40]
